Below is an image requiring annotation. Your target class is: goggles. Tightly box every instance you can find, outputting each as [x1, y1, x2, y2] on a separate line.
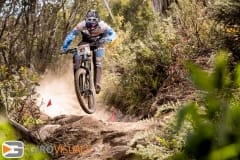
[86, 17, 98, 23]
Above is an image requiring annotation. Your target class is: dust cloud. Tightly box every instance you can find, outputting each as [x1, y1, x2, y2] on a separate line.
[36, 58, 112, 121]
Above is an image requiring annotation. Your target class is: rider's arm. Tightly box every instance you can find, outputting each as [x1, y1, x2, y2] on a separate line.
[104, 28, 117, 42]
[62, 21, 85, 51]
[99, 21, 117, 42]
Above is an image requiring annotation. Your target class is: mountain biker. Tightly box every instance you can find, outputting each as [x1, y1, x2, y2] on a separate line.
[61, 9, 117, 94]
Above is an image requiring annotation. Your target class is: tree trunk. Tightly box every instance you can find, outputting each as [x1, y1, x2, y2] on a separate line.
[152, 0, 177, 15]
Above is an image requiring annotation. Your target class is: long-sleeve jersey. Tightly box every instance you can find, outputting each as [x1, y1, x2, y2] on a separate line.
[62, 20, 117, 50]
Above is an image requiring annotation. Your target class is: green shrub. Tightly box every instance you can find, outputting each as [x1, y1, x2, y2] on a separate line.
[213, 0, 240, 61]
[111, 0, 155, 38]
[103, 30, 174, 115]
[169, 0, 217, 55]
[173, 51, 240, 159]
[104, 0, 218, 116]
[0, 116, 49, 160]
[0, 65, 40, 126]
[103, 0, 180, 115]
[127, 102, 185, 160]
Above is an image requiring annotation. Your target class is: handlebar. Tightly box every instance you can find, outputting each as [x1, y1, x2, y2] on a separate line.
[65, 48, 77, 54]
[63, 41, 105, 54]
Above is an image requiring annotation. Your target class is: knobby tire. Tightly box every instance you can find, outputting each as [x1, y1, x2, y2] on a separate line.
[74, 68, 96, 114]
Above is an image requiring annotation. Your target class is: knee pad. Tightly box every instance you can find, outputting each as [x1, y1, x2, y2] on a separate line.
[95, 48, 105, 58]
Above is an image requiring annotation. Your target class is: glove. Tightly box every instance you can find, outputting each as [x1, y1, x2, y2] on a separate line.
[103, 37, 112, 42]
[61, 46, 68, 54]
[99, 37, 112, 44]
[98, 38, 106, 44]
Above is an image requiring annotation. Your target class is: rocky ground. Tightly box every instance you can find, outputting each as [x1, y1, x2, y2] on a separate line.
[32, 114, 163, 160]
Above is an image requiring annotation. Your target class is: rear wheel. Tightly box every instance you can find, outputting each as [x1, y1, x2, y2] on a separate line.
[74, 68, 96, 114]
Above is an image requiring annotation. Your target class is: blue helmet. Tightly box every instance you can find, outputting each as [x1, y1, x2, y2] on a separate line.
[85, 10, 100, 31]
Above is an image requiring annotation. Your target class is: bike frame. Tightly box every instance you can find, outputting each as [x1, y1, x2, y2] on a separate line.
[67, 43, 96, 114]
[74, 44, 94, 93]
[73, 44, 91, 71]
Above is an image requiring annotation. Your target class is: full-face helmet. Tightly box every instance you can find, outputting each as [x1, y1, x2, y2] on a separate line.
[85, 9, 100, 31]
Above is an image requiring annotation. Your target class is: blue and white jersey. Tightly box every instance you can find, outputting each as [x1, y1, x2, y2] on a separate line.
[62, 20, 117, 51]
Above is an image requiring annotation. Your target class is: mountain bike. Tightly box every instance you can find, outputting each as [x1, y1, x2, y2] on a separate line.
[66, 43, 96, 114]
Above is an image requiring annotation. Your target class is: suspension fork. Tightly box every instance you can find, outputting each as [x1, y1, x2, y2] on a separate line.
[79, 64, 92, 95]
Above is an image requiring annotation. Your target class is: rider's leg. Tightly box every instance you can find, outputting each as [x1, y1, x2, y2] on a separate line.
[94, 47, 104, 94]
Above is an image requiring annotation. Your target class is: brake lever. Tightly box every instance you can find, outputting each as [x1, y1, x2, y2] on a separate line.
[66, 48, 77, 54]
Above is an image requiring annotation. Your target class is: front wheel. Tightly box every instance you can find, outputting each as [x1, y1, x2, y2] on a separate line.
[74, 68, 96, 114]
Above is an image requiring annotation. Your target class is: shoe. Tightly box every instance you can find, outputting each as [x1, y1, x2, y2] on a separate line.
[96, 84, 101, 94]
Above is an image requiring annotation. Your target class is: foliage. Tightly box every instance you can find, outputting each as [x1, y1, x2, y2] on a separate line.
[103, 35, 172, 115]
[111, 0, 155, 38]
[173, 51, 240, 159]
[213, 0, 240, 61]
[118, 36, 172, 115]
[128, 130, 178, 160]
[127, 105, 187, 160]
[0, 116, 49, 160]
[0, 65, 40, 126]
[103, 0, 181, 116]
[169, 0, 216, 55]
[154, 101, 180, 118]
[104, 0, 217, 116]
[125, 101, 193, 160]
[0, 0, 90, 73]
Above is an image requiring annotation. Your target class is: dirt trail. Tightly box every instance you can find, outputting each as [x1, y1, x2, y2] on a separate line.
[33, 64, 160, 160]
[36, 66, 112, 121]
[34, 115, 160, 160]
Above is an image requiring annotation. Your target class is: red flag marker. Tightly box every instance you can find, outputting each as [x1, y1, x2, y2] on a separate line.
[111, 112, 115, 122]
[47, 99, 52, 107]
